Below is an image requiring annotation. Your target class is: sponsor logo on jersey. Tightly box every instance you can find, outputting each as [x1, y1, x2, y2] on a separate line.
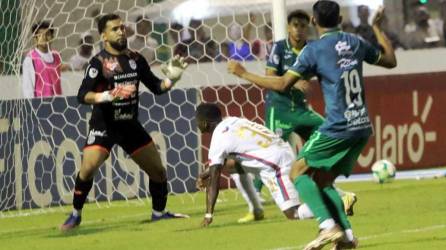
[104, 57, 120, 72]
[335, 41, 353, 56]
[87, 129, 107, 144]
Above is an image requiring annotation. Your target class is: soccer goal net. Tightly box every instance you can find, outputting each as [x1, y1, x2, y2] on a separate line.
[0, 0, 308, 214]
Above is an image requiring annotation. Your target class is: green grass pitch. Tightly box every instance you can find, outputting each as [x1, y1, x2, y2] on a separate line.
[1, 178, 445, 250]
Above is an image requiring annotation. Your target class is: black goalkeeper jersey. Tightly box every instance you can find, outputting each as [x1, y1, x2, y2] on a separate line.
[77, 49, 164, 127]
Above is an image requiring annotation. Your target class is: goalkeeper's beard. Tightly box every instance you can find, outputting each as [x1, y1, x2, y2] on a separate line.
[109, 38, 128, 51]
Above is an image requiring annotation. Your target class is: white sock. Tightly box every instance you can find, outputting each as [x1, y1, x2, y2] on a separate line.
[345, 229, 354, 241]
[72, 209, 81, 217]
[319, 218, 336, 230]
[231, 173, 262, 212]
[335, 186, 346, 196]
[295, 203, 314, 220]
[152, 209, 163, 216]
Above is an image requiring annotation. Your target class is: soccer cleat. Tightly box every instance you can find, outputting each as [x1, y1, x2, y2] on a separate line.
[237, 209, 264, 223]
[60, 213, 81, 232]
[151, 211, 189, 222]
[303, 225, 344, 250]
[331, 237, 359, 250]
[342, 192, 357, 216]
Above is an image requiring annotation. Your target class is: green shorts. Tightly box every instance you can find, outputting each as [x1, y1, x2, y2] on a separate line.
[297, 131, 370, 177]
[265, 106, 324, 142]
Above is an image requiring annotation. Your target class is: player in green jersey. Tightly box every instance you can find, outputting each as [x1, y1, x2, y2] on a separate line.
[228, 2, 396, 249]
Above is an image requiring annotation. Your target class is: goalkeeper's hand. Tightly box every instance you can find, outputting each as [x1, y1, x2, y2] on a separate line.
[95, 85, 136, 103]
[161, 55, 188, 84]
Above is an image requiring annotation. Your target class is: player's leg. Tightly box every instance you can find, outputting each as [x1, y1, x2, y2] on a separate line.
[122, 122, 187, 221]
[325, 137, 369, 249]
[60, 146, 110, 231]
[60, 125, 113, 232]
[258, 151, 305, 221]
[230, 173, 264, 223]
[225, 157, 263, 223]
[261, 106, 296, 196]
[291, 132, 350, 250]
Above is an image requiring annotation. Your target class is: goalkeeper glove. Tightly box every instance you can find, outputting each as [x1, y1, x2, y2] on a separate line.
[161, 55, 188, 83]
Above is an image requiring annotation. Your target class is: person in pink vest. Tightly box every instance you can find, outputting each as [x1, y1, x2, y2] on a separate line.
[22, 21, 63, 98]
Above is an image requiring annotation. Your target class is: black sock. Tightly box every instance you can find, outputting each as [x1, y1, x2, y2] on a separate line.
[149, 179, 168, 212]
[72, 173, 93, 211]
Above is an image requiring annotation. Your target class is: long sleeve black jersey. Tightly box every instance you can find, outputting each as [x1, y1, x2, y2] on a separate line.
[77, 49, 165, 127]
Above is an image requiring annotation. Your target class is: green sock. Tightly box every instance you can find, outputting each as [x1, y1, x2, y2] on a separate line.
[253, 177, 263, 192]
[294, 175, 331, 224]
[322, 186, 351, 230]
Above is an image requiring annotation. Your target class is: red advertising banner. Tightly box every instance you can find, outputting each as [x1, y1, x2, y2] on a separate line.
[200, 72, 446, 174]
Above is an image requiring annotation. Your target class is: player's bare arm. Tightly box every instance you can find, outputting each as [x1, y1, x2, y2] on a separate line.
[228, 60, 300, 92]
[372, 6, 397, 68]
[201, 164, 222, 227]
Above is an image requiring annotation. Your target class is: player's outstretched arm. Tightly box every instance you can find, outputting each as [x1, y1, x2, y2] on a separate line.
[160, 55, 188, 91]
[228, 60, 300, 92]
[372, 6, 397, 69]
[201, 164, 223, 227]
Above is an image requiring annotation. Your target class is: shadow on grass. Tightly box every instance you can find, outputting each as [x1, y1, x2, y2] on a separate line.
[171, 217, 283, 233]
[359, 236, 446, 249]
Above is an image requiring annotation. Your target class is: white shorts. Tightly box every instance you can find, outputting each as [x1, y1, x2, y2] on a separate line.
[238, 144, 301, 211]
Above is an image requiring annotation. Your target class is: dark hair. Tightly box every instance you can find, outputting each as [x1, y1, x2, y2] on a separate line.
[196, 103, 222, 122]
[97, 13, 121, 34]
[287, 10, 310, 24]
[31, 21, 54, 36]
[313, 0, 340, 28]
[357, 5, 369, 12]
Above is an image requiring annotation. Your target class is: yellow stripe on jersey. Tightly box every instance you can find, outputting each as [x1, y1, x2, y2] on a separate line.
[266, 66, 278, 71]
[373, 52, 382, 65]
[287, 70, 301, 77]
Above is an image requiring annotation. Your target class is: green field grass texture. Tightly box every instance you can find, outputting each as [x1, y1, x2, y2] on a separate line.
[1, 178, 445, 250]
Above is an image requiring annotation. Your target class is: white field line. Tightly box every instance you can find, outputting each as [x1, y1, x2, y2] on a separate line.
[269, 224, 446, 250]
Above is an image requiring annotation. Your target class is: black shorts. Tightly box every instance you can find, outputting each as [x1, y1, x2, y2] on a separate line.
[84, 120, 153, 155]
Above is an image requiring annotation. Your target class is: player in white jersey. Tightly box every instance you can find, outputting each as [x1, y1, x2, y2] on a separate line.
[196, 103, 315, 227]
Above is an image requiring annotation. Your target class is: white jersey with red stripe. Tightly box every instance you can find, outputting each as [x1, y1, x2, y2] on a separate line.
[208, 117, 293, 170]
[208, 117, 300, 210]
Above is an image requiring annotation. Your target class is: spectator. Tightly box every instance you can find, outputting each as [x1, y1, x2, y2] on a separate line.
[128, 16, 158, 64]
[439, 0, 446, 42]
[69, 33, 95, 71]
[226, 23, 254, 61]
[251, 22, 273, 60]
[188, 19, 219, 63]
[379, 12, 406, 50]
[354, 5, 379, 48]
[406, 5, 444, 49]
[169, 22, 189, 60]
[342, 20, 356, 33]
[22, 21, 63, 98]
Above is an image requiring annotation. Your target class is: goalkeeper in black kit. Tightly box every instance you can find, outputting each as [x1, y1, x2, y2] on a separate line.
[60, 13, 189, 231]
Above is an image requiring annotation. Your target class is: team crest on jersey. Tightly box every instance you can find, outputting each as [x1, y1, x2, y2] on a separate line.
[129, 59, 137, 70]
[89, 67, 98, 78]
